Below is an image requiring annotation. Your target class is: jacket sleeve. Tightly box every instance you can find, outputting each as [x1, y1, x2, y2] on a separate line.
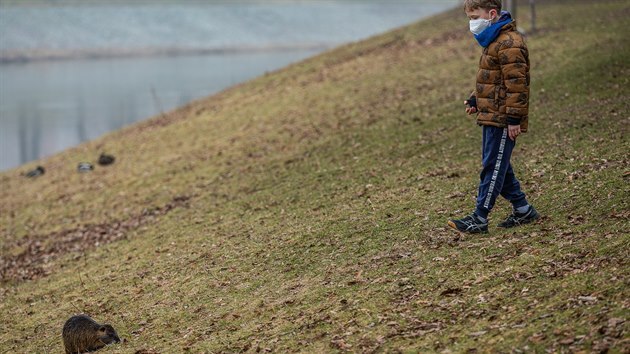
[498, 41, 529, 125]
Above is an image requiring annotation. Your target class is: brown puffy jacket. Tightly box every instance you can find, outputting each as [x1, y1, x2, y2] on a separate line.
[473, 22, 530, 132]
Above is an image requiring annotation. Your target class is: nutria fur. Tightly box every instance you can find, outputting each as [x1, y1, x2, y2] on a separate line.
[62, 315, 120, 354]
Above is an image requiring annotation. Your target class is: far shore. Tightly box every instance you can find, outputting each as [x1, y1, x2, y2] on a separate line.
[0, 43, 333, 64]
[0, 0, 327, 6]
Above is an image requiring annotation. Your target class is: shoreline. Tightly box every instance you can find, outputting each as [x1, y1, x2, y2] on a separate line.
[0, 43, 333, 64]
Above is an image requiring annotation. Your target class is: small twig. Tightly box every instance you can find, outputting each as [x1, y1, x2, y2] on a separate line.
[69, 300, 82, 314]
[78, 272, 87, 290]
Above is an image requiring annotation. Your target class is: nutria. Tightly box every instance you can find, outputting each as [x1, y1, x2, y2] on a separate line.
[62, 314, 120, 354]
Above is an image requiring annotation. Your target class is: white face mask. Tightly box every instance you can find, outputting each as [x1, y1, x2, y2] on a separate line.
[469, 18, 492, 35]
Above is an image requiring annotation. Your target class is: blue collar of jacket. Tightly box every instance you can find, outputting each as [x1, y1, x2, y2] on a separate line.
[474, 11, 513, 48]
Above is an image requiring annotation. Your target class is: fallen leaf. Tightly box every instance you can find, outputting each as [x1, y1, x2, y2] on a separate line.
[469, 330, 487, 337]
[578, 296, 597, 302]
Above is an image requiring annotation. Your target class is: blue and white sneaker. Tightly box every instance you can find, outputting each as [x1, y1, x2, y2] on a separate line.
[448, 213, 488, 234]
[498, 205, 540, 228]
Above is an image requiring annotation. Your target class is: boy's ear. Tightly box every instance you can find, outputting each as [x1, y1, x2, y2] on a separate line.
[489, 9, 497, 20]
[491, 8, 500, 20]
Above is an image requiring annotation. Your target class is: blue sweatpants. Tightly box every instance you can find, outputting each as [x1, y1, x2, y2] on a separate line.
[475, 126, 529, 219]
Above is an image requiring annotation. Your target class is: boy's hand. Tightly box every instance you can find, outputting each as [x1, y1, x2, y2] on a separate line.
[508, 124, 521, 141]
[464, 100, 477, 115]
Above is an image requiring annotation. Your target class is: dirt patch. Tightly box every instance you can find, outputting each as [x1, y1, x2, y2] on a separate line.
[0, 195, 191, 283]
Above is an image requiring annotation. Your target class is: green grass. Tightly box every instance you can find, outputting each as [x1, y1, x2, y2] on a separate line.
[1, 1, 629, 352]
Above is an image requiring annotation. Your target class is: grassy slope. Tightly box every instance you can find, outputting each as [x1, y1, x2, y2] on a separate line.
[1, 1, 629, 352]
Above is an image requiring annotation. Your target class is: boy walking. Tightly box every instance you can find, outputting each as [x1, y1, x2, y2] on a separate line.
[448, 0, 539, 234]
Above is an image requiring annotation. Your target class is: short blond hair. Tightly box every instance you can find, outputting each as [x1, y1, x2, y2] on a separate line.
[463, 0, 502, 12]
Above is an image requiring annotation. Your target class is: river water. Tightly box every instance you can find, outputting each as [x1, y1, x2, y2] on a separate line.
[0, 1, 457, 171]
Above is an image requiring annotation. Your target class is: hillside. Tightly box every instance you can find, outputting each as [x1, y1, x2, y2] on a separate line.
[1, 1, 628, 352]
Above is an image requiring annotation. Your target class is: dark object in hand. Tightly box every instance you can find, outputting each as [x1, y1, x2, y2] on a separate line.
[466, 96, 477, 109]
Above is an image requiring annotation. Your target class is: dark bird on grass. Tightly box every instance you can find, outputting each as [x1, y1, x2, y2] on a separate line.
[97, 153, 115, 166]
[25, 166, 45, 178]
